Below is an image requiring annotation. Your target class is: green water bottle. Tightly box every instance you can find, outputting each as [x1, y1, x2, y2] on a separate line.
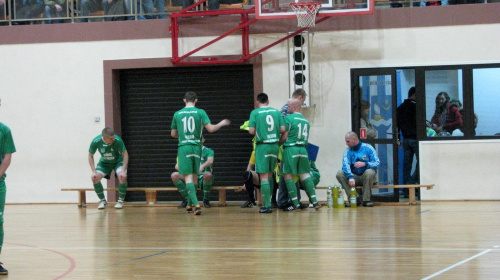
[337, 186, 345, 209]
[350, 187, 357, 208]
[333, 185, 339, 208]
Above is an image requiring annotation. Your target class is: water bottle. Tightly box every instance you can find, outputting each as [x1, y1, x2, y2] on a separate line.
[350, 187, 357, 208]
[337, 186, 345, 208]
[326, 186, 333, 208]
[333, 185, 339, 208]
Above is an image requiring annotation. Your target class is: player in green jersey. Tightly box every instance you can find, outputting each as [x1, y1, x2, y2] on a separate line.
[171, 91, 230, 215]
[248, 93, 285, 214]
[171, 137, 215, 209]
[0, 98, 16, 275]
[280, 99, 321, 210]
[88, 127, 129, 210]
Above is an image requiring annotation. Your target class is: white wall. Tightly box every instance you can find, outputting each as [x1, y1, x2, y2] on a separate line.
[420, 140, 500, 200]
[1, 23, 500, 203]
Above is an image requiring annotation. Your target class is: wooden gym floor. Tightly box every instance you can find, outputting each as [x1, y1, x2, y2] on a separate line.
[2, 201, 500, 279]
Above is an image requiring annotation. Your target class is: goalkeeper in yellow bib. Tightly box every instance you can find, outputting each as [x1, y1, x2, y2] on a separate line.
[171, 91, 230, 215]
[88, 127, 129, 209]
[248, 93, 285, 214]
[280, 99, 321, 211]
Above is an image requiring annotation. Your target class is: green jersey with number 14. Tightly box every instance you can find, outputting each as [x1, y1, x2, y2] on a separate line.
[171, 106, 211, 146]
[249, 106, 284, 144]
[283, 112, 309, 147]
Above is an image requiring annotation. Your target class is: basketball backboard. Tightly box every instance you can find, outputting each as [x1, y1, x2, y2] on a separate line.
[255, 0, 374, 20]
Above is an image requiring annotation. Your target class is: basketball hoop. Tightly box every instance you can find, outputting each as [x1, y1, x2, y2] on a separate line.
[289, 2, 322, 27]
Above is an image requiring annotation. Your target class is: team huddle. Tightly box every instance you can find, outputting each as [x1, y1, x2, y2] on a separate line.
[88, 90, 321, 215]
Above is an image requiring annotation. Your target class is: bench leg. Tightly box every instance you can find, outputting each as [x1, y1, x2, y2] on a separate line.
[218, 189, 227, 207]
[409, 188, 417, 205]
[146, 191, 157, 205]
[78, 190, 86, 208]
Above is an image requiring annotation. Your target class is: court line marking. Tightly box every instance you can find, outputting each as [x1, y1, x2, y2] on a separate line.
[6, 242, 76, 280]
[5, 246, 500, 251]
[421, 248, 494, 280]
[100, 251, 168, 268]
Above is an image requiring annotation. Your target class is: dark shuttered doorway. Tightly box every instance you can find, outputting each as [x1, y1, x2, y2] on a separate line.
[120, 65, 254, 203]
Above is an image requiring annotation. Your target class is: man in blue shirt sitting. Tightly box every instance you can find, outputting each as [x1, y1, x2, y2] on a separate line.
[336, 131, 380, 207]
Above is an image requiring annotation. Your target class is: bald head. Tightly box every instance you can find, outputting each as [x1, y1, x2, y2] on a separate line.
[345, 131, 359, 148]
[288, 98, 302, 114]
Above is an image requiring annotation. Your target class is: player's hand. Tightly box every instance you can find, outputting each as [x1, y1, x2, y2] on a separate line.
[353, 161, 366, 168]
[91, 172, 99, 181]
[348, 178, 355, 187]
[220, 119, 231, 127]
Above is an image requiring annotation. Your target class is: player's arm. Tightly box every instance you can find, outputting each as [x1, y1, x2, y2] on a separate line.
[171, 129, 178, 138]
[279, 131, 288, 145]
[199, 156, 214, 174]
[121, 150, 129, 173]
[248, 127, 255, 135]
[205, 119, 231, 133]
[88, 153, 96, 172]
[0, 153, 12, 178]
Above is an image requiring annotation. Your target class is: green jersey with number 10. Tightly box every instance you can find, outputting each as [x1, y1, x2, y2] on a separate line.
[171, 106, 211, 146]
[283, 112, 309, 147]
[249, 106, 284, 144]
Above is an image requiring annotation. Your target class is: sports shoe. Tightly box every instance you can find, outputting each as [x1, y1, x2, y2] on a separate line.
[203, 199, 212, 208]
[363, 201, 374, 207]
[0, 262, 8, 275]
[186, 207, 193, 213]
[114, 200, 124, 209]
[283, 205, 296, 212]
[313, 202, 322, 210]
[97, 200, 107, 210]
[299, 203, 309, 209]
[194, 207, 202, 215]
[177, 199, 188, 209]
[240, 200, 257, 208]
[259, 207, 272, 213]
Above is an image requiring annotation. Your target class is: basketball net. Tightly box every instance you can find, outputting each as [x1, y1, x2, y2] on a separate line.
[289, 2, 322, 27]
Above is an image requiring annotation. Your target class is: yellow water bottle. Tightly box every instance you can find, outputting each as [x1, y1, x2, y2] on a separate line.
[337, 186, 345, 209]
[333, 185, 339, 208]
[350, 187, 357, 208]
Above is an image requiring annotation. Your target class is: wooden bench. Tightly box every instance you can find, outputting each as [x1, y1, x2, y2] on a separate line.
[316, 184, 434, 206]
[61, 186, 243, 207]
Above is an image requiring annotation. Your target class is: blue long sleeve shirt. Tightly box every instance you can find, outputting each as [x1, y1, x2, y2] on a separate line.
[341, 142, 380, 179]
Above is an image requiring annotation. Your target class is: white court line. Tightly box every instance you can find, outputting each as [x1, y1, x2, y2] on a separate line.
[4, 246, 499, 251]
[421, 248, 493, 280]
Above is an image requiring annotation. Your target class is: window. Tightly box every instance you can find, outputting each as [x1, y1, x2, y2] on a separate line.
[473, 68, 500, 136]
[425, 69, 464, 137]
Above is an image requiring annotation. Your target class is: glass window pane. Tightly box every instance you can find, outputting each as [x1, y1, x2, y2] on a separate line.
[473, 68, 500, 136]
[425, 69, 464, 137]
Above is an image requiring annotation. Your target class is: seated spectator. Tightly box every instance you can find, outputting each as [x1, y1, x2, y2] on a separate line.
[336, 131, 380, 207]
[360, 99, 377, 139]
[44, 0, 66, 24]
[102, 0, 127, 21]
[139, 0, 165, 19]
[16, 0, 45, 24]
[179, 0, 243, 10]
[79, 0, 103, 22]
[430, 92, 463, 135]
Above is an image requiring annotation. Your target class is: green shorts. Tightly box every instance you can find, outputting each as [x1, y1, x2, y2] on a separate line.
[255, 143, 279, 174]
[177, 145, 202, 175]
[197, 172, 214, 189]
[96, 161, 124, 179]
[282, 146, 310, 175]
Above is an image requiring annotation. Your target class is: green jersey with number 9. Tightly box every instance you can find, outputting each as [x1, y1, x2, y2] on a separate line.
[283, 112, 309, 147]
[171, 106, 211, 146]
[249, 106, 284, 144]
